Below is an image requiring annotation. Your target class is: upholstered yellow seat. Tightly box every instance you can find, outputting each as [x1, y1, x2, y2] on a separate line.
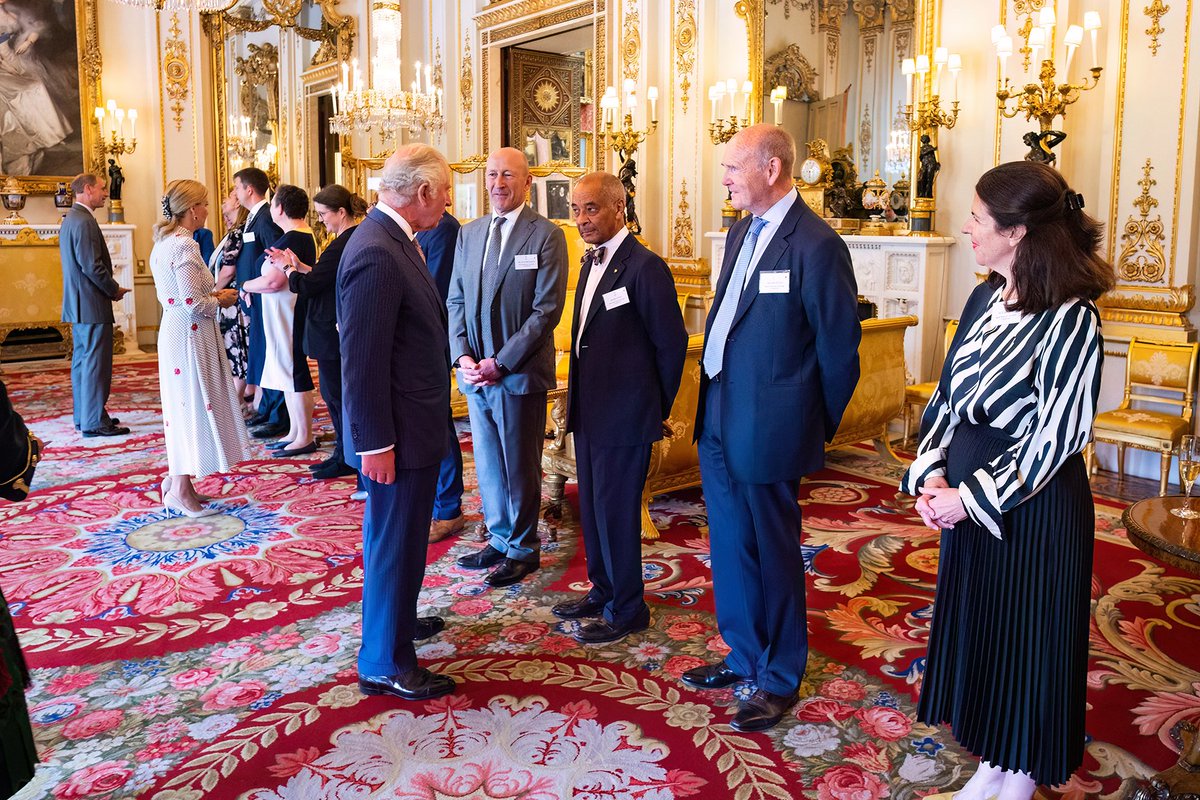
[1087, 337, 1200, 496]
[902, 319, 958, 447]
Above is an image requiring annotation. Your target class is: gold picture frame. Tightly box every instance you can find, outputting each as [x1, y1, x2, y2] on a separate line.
[1, 0, 104, 194]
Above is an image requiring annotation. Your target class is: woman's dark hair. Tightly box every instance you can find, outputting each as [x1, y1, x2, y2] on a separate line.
[272, 183, 309, 220]
[976, 161, 1114, 314]
[313, 184, 368, 217]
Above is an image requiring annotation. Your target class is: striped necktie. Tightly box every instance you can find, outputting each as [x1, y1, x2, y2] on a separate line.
[480, 216, 507, 300]
[702, 216, 769, 379]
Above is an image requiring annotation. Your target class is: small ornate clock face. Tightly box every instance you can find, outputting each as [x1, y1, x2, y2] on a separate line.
[800, 158, 823, 186]
[889, 190, 907, 211]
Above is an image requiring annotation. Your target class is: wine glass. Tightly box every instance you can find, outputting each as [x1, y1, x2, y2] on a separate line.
[1171, 435, 1200, 518]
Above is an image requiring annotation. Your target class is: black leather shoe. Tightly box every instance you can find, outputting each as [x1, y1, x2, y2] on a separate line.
[573, 608, 650, 644]
[273, 442, 318, 457]
[730, 689, 799, 732]
[552, 595, 605, 620]
[456, 545, 506, 570]
[251, 423, 289, 439]
[312, 462, 357, 480]
[246, 414, 268, 427]
[485, 558, 539, 587]
[680, 660, 743, 690]
[413, 616, 445, 641]
[309, 456, 337, 471]
[106, 416, 121, 426]
[82, 424, 130, 438]
[358, 668, 455, 701]
[266, 440, 292, 450]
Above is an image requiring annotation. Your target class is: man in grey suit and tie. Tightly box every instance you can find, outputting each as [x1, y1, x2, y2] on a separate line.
[448, 147, 568, 587]
[60, 173, 130, 437]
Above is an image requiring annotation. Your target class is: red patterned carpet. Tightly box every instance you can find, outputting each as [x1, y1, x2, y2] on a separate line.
[1, 357, 1197, 799]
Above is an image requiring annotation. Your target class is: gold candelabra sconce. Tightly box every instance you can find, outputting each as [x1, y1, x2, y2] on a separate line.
[93, 99, 138, 160]
[599, 81, 658, 235]
[993, 9, 1103, 160]
[227, 115, 257, 164]
[900, 48, 962, 234]
[707, 78, 754, 144]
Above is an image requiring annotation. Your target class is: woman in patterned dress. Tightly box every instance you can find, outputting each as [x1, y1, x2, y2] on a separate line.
[151, 180, 252, 517]
[208, 190, 250, 402]
[901, 161, 1114, 800]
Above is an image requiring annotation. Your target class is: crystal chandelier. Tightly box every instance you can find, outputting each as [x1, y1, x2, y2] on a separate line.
[101, 0, 231, 11]
[884, 104, 911, 182]
[328, 1, 444, 139]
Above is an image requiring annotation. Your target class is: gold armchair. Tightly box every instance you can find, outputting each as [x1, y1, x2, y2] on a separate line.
[902, 319, 958, 447]
[1088, 337, 1200, 495]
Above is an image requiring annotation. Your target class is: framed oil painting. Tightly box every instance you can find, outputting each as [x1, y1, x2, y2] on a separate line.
[0, 0, 102, 193]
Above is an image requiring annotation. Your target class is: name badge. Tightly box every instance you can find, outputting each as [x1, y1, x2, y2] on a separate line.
[243, 232, 256, 243]
[515, 254, 539, 270]
[602, 286, 630, 310]
[759, 270, 789, 293]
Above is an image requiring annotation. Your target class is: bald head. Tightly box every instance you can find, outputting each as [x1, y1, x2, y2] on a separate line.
[571, 171, 626, 245]
[486, 147, 532, 214]
[722, 123, 798, 216]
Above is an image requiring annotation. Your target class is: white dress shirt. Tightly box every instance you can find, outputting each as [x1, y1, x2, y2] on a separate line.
[575, 226, 629, 355]
[481, 206, 525, 267]
[246, 197, 269, 226]
[739, 190, 797, 288]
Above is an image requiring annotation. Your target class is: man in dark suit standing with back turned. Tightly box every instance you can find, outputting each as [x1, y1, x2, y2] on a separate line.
[338, 143, 456, 701]
[681, 124, 861, 732]
[60, 173, 129, 437]
[555, 171, 687, 644]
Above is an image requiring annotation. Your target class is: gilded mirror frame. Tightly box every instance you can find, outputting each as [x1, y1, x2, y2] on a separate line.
[6, 0, 104, 194]
[201, 0, 354, 201]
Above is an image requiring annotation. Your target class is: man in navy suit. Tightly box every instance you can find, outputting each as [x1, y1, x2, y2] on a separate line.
[338, 144, 456, 701]
[682, 124, 861, 732]
[60, 173, 129, 437]
[233, 167, 288, 439]
[416, 210, 466, 543]
[556, 172, 687, 643]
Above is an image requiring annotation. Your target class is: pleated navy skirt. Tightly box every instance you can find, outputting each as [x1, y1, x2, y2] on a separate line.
[918, 422, 1094, 787]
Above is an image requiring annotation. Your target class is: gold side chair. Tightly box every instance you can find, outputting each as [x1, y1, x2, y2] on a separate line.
[1087, 337, 1200, 496]
[902, 319, 959, 447]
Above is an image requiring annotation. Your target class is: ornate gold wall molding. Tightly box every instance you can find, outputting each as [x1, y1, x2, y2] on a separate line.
[1145, 0, 1170, 55]
[735, 1, 763, 121]
[818, 0, 850, 27]
[852, 0, 886, 29]
[1098, 285, 1195, 335]
[887, 0, 915, 25]
[672, 180, 694, 259]
[674, 0, 697, 114]
[1118, 159, 1168, 284]
[893, 26, 911, 60]
[769, 0, 817, 31]
[622, 2, 640, 83]
[862, 30, 878, 70]
[461, 33, 474, 141]
[163, 13, 190, 132]
[764, 44, 820, 100]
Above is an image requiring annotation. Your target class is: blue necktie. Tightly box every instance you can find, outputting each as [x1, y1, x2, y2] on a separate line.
[703, 216, 769, 378]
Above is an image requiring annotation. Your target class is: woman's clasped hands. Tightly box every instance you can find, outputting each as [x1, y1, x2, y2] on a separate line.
[915, 476, 968, 530]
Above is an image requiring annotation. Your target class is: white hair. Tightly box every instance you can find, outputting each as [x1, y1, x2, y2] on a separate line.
[379, 144, 450, 206]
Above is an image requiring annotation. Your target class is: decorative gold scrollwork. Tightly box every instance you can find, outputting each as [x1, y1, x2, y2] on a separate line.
[1145, 0, 1170, 56]
[672, 180, 695, 259]
[674, 0, 697, 113]
[1117, 159, 1168, 284]
[163, 13, 190, 132]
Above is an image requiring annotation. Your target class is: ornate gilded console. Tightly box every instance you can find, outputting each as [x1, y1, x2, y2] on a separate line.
[542, 314, 918, 539]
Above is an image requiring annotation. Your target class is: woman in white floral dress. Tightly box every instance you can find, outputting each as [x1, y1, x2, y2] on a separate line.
[150, 179, 251, 517]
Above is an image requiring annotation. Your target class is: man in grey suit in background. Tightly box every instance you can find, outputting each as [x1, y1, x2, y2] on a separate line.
[60, 173, 130, 438]
[449, 147, 568, 588]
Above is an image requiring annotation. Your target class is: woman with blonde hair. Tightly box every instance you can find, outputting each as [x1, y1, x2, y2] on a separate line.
[150, 179, 251, 516]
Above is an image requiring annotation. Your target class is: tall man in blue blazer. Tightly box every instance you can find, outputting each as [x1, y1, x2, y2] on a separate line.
[557, 171, 688, 643]
[416, 210, 466, 543]
[233, 167, 288, 439]
[448, 147, 568, 588]
[60, 173, 129, 437]
[338, 144, 456, 701]
[683, 124, 861, 732]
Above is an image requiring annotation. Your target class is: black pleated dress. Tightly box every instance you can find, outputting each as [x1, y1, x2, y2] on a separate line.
[902, 281, 1103, 787]
[1, 586, 37, 797]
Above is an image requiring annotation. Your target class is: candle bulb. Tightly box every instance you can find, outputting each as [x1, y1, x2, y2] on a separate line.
[741, 80, 753, 120]
[95, 106, 105, 139]
[991, 24, 1008, 44]
[107, 99, 116, 114]
[997, 36, 1013, 86]
[128, 109, 137, 141]
[947, 54, 961, 102]
[902, 58, 915, 106]
[1029, 26, 1045, 65]
[114, 108, 125, 139]
[709, 85, 720, 124]
[646, 86, 658, 124]
[1064, 25, 1083, 77]
[1084, 12, 1102, 67]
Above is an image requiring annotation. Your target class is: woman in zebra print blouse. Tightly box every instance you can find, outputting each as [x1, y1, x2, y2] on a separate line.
[902, 161, 1114, 800]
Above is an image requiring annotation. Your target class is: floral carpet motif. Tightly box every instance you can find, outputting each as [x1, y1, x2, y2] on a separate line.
[1, 357, 1198, 799]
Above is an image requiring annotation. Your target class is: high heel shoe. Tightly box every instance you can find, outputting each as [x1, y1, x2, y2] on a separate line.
[162, 474, 214, 502]
[164, 491, 219, 518]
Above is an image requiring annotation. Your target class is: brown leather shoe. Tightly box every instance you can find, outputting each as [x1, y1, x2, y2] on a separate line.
[429, 513, 465, 543]
[729, 689, 799, 732]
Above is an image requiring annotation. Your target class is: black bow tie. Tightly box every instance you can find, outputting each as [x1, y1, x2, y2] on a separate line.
[583, 246, 606, 269]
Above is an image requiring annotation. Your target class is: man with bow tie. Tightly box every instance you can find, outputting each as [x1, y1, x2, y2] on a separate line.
[555, 171, 687, 643]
